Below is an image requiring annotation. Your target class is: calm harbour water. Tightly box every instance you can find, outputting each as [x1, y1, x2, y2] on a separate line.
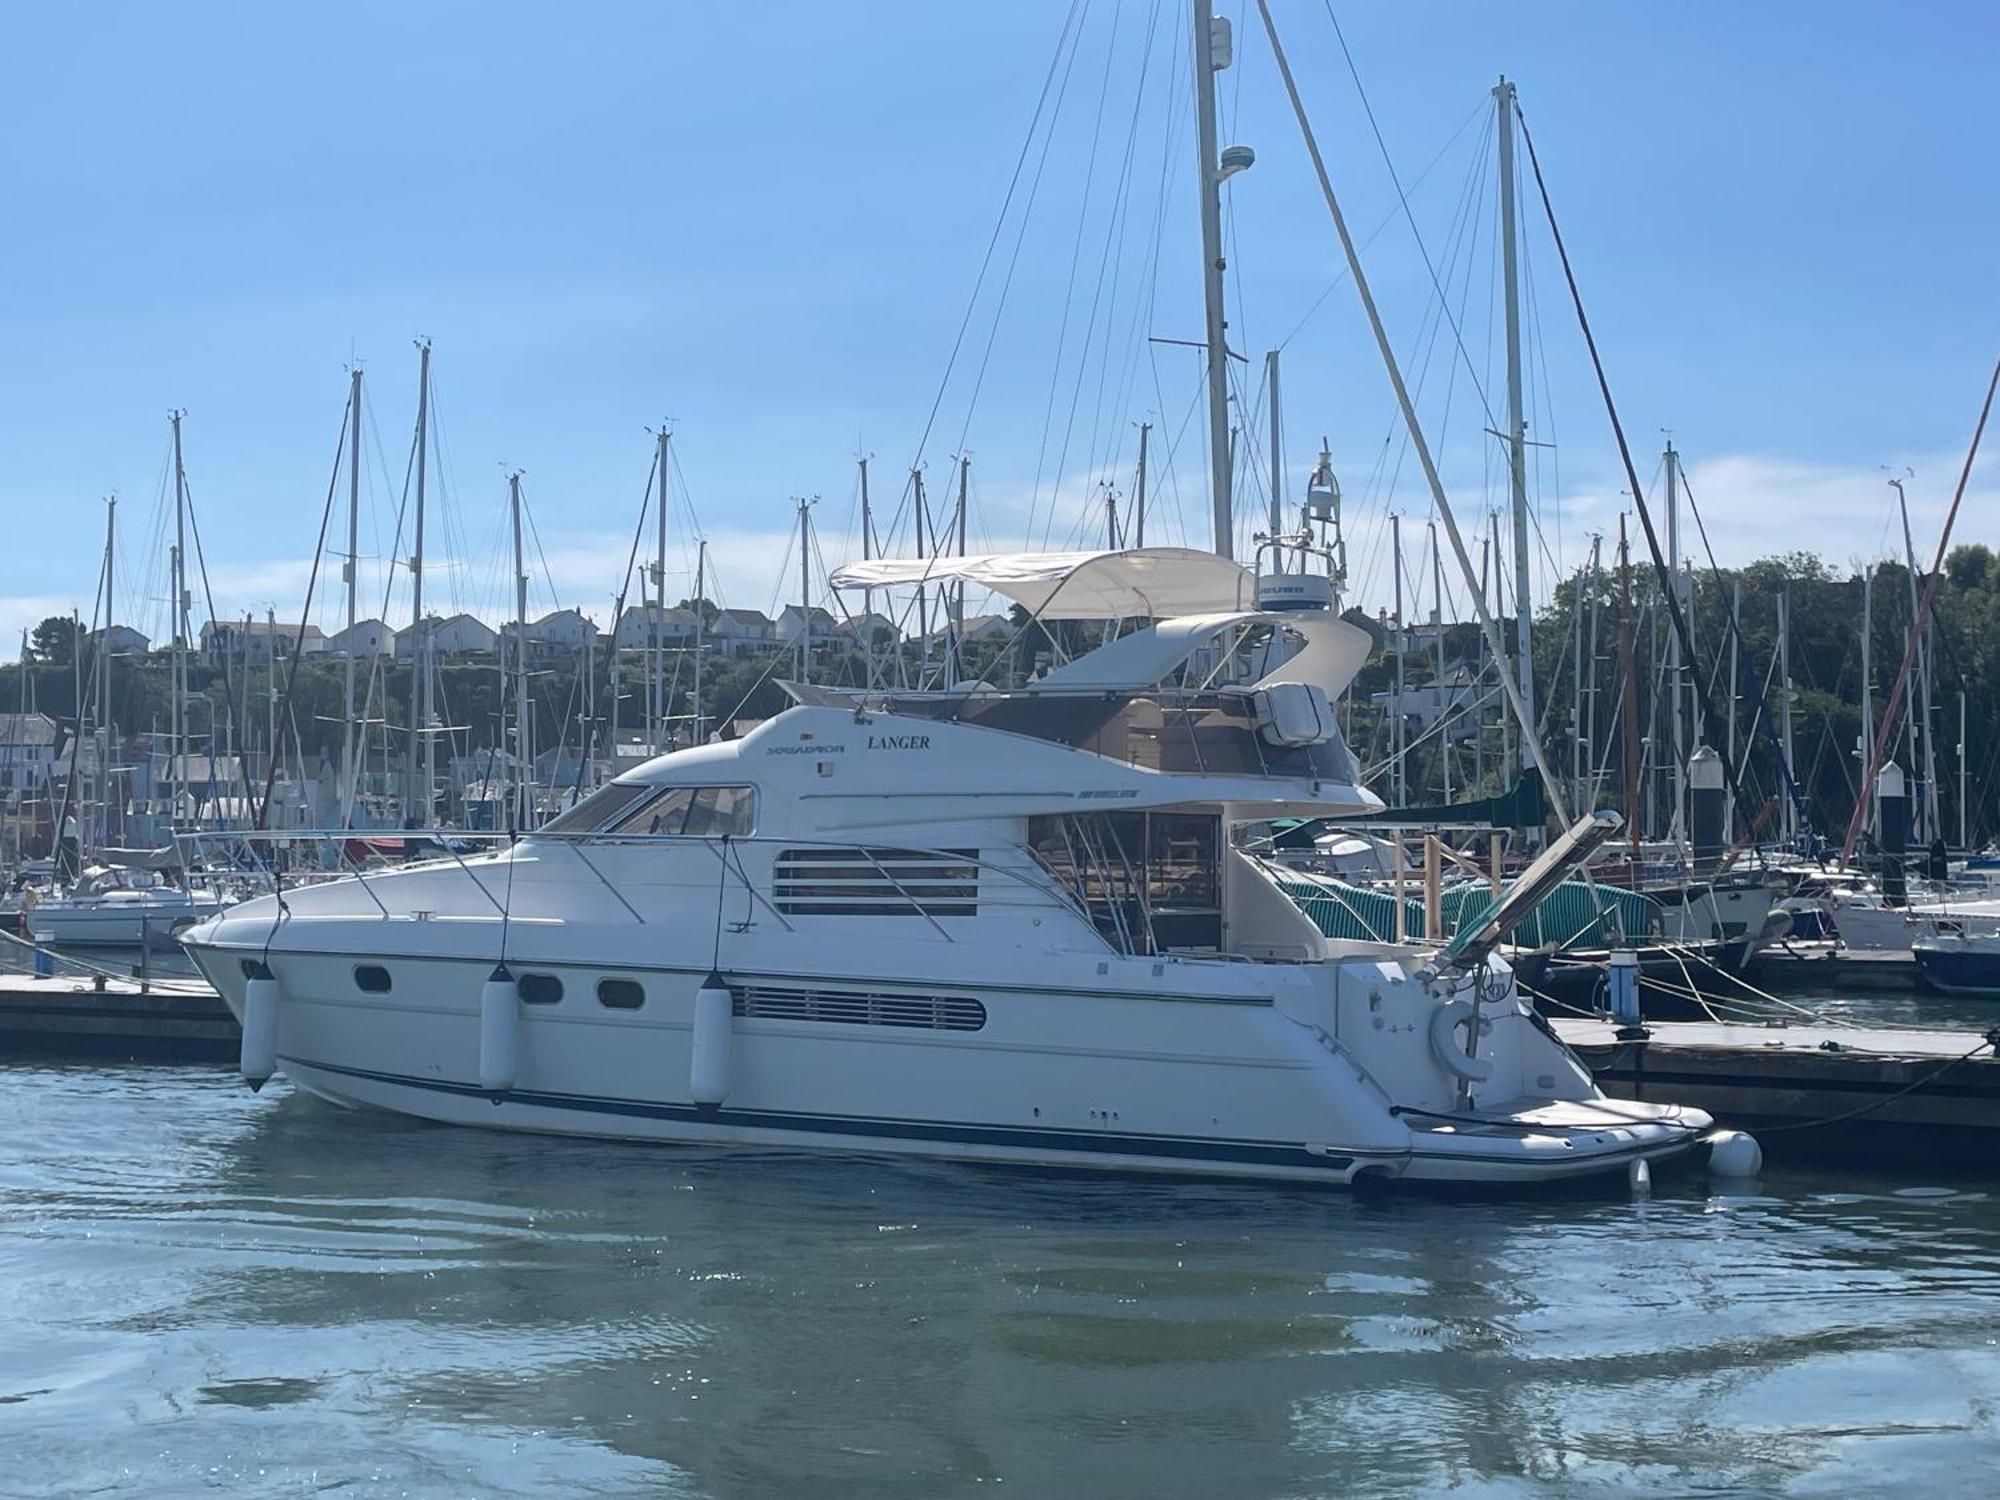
[3, 1054, 1999, 1499]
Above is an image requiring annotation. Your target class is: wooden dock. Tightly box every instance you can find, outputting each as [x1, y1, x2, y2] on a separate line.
[1552, 1016, 2000, 1167]
[0, 974, 238, 1062]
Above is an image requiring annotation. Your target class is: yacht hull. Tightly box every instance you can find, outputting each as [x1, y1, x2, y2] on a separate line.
[186, 938, 1709, 1188]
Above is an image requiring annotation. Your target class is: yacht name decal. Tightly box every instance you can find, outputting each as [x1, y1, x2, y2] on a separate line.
[866, 734, 932, 751]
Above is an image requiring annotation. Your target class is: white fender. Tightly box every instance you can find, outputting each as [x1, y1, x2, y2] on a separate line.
[1428, 997, 1494, 1085]
[240, 971, 281, 1090]
[690, 973, 733, 1106]
[479, 965, 520, 1096]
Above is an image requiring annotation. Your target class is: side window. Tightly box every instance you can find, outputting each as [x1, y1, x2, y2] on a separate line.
[684, 785, 757, 837]
[540, 780, 654, 834]
[518, 973, 564, 1005]
[608, 788, 693, 837]
[597, 978, 645, 1010]
[355, 965, 392, 994]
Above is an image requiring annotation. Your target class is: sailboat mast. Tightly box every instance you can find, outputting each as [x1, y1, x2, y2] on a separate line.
[693, 538, 707, 745]
[170, 410, 189, 829]
[858, 456, 875, 689]
[796, 496, 813, 686]
[1727, 576, 1741, 840]
[1266, 349, 1283, 540]
[1778, 588, 1796, 844]
[1663, 438, 1683, 842]
[1571, 539, 1585, 803]
[1192, 0, 1235, 559]
[1891, 476, 1941, 840]
[1618, 514, 1640, 865]
[100, 498, 115, 846]
[1585, 533, 1602, 808]
[1959, 692, 1969, 850]
[1390, 513, 1405, 808]
[655, 427, 670, 754]
[408, 339, 431, 828]
[912, 467, 929, 685]
[1134, 422, 1150, 549]
[342, 370, 361, 826]
[1494, 78, 1535, 772]
[1430, 521, 1449, 804]
[510, 471, 530, 829]
[1860, 565, 1874, 840]
[953, 457, 969, 687]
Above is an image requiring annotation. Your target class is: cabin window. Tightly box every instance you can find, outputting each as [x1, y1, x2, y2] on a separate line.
[539, 783, 757, 839]
[683, 785, 757, 838]
[609, 787, 693, 836]
[596, 978, 645, 1010]
[540, 780, 656, 834]
[354, 964, 393, 994]
[518, 973, 564, 1005]
[773, 847, 978, 917]
[1028, 811, 1222, 955]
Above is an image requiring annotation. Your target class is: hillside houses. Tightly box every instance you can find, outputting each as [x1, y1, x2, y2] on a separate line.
[612, 605, 699, 652]
[711, 608, 776, 656]
[87, 624, 152, 657]
[326, 618, 394, 657]
[0, 712, 60, 798]
[774, 604, 837, 648]
[202, 619, 327, 663]
[504, 608, 599, 659]
[395, 613, 498, 660]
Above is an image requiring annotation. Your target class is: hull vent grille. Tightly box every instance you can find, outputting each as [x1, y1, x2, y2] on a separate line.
[732, 984, 986, 1032]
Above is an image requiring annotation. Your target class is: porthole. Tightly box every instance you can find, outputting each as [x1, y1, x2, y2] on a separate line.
[596, 978, 645, 1011]
[354, 964, 392, 994]
[519, 972, 564, 1005]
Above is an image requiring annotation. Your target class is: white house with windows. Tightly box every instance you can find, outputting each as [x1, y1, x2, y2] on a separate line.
[395, 614, 498, 660]
[327, 618, 395, 657]
[774, 604, 839, 649]
[711, 608, 776, 656]
[611, 605, 699, 653]
[87, 624, 152, 657]
[503, 608, 599, 659]
[833, 611, 899, 649]
[202, 620, 329, 663]
[0, 712, 60, 798]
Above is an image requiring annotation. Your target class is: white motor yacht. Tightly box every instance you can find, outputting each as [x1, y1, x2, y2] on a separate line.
[182, 550, 1713, 1188]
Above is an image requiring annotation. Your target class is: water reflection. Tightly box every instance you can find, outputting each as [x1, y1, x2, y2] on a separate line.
[2, 1063, 1998, 1497]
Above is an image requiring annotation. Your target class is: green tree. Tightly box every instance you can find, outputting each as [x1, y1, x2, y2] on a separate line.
[29, 616, 77, 665]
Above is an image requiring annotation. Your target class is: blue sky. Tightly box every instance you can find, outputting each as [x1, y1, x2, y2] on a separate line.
[2, 1, 1994, 655]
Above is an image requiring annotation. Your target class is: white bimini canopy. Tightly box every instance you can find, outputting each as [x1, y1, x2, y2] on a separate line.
[830, 546, 1251, 621]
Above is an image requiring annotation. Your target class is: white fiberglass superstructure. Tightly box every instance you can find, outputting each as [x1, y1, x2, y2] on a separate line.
[182, 549, 1712, 1187]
